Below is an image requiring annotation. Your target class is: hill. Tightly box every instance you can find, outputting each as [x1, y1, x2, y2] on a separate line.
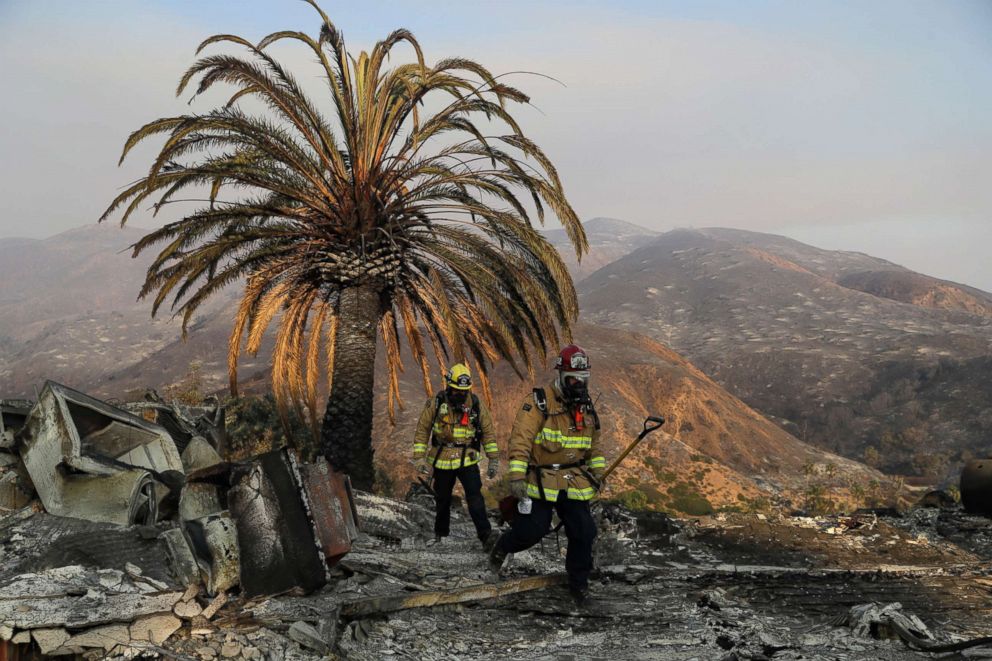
[698, 227, 992, 317]
[580, 228, 992, 479]
[545, 217, 659, 280]
[0, 224, 236, 396]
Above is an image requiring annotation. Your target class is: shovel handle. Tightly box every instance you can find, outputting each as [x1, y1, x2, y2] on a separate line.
[642, 416, 665, 435]
[603, 414, 666, 480]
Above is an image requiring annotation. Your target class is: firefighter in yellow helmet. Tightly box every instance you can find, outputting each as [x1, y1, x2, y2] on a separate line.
[413, 363, 500, 548]
[489, 344, 605, 605]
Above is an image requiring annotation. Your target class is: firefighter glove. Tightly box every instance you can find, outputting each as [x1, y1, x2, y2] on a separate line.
[487, 458, 499, 479]
[414, 457, 431, 475]
[509, 479, 529, 500]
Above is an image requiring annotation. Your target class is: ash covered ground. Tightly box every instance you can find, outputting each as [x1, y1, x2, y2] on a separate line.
[6, 490, 991, 660]
[322, 497, 992, 661]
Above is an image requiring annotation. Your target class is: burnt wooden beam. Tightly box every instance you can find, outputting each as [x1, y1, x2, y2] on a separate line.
[340, 573, 567, 618]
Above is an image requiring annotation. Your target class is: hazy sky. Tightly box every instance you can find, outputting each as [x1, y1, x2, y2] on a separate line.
[1, 0, 990, 290]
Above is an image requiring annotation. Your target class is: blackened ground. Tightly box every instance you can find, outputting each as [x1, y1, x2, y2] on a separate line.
[330, 497, 992, 660]
[689, 510, 981, 569]
[3, 495, 991, 660]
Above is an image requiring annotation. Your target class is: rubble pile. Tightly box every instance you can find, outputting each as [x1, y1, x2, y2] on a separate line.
[2, 382, 992, 659]
[1, 381, 359, 659]
[891, 502, 992, 561]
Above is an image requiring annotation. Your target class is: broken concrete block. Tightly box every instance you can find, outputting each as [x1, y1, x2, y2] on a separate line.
[182, 436, 223, 473]
[220, 641, 242, 657]
[162, 528, 201, 587]
[201, 592, 228, 620]
[12, 630, 31, 644]
[174, 599, 204, 619]
[129, 613, 182, 645]
[61, 624, 130, 652]
[241, 645, 262, 660]
[31, 628, 70, 655]
[317, 610, 341, 647]
[0, 624, 13, 640]
[288, 621, 330, 654]
[185, 513, 240, 596]
[195, 645, 218, 660]
[180, 482, 223, 521]
[180, 584, 200, 601]
[19, 382, 182, 525]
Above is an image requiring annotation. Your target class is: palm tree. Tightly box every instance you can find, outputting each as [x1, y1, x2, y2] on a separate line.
[101, 0, 586, 490]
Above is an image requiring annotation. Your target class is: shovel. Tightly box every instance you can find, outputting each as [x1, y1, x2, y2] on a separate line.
[498, 414, 665, 524]
[601, 415, 665, 483]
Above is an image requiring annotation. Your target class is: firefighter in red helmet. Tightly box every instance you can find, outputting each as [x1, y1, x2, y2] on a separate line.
[489, 344, 606, 605]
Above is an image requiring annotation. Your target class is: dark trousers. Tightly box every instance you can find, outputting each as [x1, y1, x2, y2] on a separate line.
[432, 463, 491, 540]
[497, 497, 597, 590]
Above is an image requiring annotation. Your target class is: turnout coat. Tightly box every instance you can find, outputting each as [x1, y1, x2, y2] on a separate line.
[413, 394, 497, 470]
[506, 382, 606, 501]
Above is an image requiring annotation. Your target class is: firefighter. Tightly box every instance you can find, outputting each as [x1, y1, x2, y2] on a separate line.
[489, 344, 605, 605]
[413, 363, 500, 548]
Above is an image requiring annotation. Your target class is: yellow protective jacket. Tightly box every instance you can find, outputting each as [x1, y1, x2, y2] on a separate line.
[507, 382, 606, 502]
[413, 393, 497, 470]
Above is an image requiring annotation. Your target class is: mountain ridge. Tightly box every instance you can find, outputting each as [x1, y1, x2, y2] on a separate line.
[580, 227, 992, 480]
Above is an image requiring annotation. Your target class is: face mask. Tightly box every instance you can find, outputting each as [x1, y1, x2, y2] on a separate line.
[560, 372, 590, 403]
[446, 388, 468, 407]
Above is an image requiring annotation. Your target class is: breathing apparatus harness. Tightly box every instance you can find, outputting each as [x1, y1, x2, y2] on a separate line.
[528, 386, 602, 500]
[427, 390, 482, 470]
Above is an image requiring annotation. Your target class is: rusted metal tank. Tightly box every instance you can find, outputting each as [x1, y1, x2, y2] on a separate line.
[960, 459, 992, 515]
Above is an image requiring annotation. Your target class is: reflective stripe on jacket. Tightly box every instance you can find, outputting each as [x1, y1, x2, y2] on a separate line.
[413, 394, 497, 470]
[506, 382, 605, 502]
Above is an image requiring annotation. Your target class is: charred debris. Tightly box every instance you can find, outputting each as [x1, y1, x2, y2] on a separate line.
[2, 381, 992, 659]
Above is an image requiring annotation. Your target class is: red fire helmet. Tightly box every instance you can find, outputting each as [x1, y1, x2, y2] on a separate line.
[554, 344, 590, 371]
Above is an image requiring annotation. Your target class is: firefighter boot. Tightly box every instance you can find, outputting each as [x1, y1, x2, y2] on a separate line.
[488, 538, 509, 572]
[481, 529, 500, 553]
[569, 585, 590, 606]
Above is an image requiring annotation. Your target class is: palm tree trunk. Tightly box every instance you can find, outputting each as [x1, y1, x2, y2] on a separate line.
[321, 283, 383, 490]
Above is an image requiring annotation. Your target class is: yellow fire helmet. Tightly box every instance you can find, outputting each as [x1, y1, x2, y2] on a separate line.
[444, 363, 473, 390]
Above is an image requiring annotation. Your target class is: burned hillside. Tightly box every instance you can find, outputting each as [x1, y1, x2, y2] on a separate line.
[580, 228, 992, 481]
